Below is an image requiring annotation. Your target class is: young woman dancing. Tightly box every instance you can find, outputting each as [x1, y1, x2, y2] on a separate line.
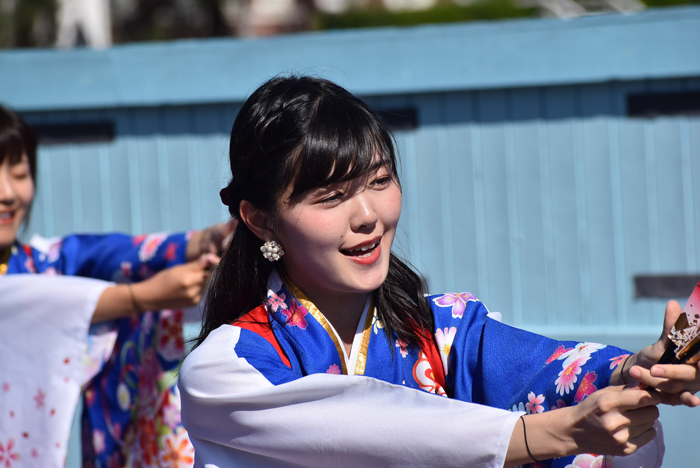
[179, 76, 700, 468]
[0, 104, 230, 467]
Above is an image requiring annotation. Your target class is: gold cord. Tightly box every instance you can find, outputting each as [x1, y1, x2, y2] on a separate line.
[0, 247, 10, 275]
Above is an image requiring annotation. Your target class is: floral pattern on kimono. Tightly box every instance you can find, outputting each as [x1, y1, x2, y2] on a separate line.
[6, 232, 195, 468]
[231, 272, 632, 468]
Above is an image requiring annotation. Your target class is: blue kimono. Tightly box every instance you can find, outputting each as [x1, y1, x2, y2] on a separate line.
[180, 270, 633, 468]
[7, 232, 193, 468]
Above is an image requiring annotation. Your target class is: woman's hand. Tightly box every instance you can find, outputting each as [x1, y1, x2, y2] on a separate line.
[615, 301, 700, 407]
[133, 253, 219, 311]
[186, 219, 237, 260]
[568, 385, 660, 457]
[506, 385, 660, 465]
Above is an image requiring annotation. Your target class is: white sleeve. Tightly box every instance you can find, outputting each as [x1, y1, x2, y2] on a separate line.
[0, 275, 111, 468]
[178, 325, 522, 468]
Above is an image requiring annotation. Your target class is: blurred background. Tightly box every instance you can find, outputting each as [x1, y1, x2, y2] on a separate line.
[1, 1, 699, 467]
[0, 0, 697, 48]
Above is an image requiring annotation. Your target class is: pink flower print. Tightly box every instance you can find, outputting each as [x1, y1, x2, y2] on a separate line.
[157, 310, 185, 361]
[31, 448, 38, 459]
[574, 371, 598, 403]
[34, 388, 46, 408]
[412, 352, 447, 396]
[432, 292, 477, 318]
[281, 301, 308, 330]
[2, 383, 9, 392]
[121, 262, 133, 279]
[164, 243, 178, 261]
[551, 399, 568, 410]
[24, 256, 36, 273]
[138, 233, 167, 262]
[546, 345, 573, 364]
[555, 356, 587, 396]
[395, 339, 409, 358]
[525, 392, 545, 414]
[137, 264, 155, 280]
[266, 291, 288, 312]
[326, 364, 342, 374]
[159, 429, 195, 468]
[46, 239, 62, 262]
[133, 234, 147, 246]
[139, 348, 162, 402]
[93, 429, 106, 454]
[0, 438, 20, 467]
[560, 342, 606, 367]
[609, 354, 631, 370]
[41, 267, 59, 276]
[564, 453, 605, 468]
[161, 397, 182, 430]
[435, 326, 457, 374]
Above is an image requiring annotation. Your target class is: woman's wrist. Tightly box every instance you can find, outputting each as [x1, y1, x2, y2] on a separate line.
[507, 410, 579, 466]
[611, 353, 637, 386]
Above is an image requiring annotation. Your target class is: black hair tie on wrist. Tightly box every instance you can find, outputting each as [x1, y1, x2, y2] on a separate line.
[620, 354, 633, 386]
[520, 415, 541, 463]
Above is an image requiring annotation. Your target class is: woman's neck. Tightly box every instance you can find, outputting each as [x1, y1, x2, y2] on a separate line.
[300, 288, 369, 350]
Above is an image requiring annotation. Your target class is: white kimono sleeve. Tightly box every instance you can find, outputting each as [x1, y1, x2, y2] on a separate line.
[0, 275, 111, 468]
[178, 324, 522, 468]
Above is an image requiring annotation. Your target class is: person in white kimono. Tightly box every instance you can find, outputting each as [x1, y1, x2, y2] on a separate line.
[178, 76, 700, 468]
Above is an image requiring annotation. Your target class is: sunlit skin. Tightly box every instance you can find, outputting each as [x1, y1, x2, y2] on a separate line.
[0, 154, 34, 253]
[274, 164, 402, 353]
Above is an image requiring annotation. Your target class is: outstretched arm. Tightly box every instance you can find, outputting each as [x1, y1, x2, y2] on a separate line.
[92, 253, 217, 323]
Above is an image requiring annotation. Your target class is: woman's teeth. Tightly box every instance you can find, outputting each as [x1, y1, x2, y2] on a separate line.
[346, 240, 379, 257]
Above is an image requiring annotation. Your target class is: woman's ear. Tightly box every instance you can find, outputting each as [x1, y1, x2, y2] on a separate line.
[239, 200, 274, 241]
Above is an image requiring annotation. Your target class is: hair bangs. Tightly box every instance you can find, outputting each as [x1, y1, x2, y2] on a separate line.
[0, 126, 27, 168]
[287, 95, 398, 200]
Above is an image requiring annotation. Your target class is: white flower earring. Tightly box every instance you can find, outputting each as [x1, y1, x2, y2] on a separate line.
[260, 240, 284, 262]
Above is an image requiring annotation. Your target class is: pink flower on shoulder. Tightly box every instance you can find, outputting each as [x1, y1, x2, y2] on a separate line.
[326, 364, 341, 374]
[266, 291, 288, 312]
[46, 239, 62, 262]
[395, 339, 409, 358]
[435, 326, 457, 374]
[432, 292, 477, 318]
[574, 371, 598, 403]
[609, 354, 631, 370]
[138, 233, 167, 262]
[525, 392, 545, 414]
[555, 356, 587, 396]
[560, 342, 606, 366]
[564, 453, 606, 468]
[281, 301, 308, 330]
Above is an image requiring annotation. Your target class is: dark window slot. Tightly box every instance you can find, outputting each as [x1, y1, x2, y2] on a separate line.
[33, 122, 115, 145]
[627, 92, 700, 117]
[634, 275, 700, 299]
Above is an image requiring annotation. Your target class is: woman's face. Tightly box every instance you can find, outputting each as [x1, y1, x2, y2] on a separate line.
[0, 154, 34, 251]
[275, 163, 402, 303]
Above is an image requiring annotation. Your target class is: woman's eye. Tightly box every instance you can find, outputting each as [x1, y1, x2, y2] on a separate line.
[12, 170, 29, 180]
[320, 192, 343, 204]
[371, 176, 392, 187]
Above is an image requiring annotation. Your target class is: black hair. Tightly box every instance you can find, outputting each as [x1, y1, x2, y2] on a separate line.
[0, 105, 37, 233]
[196, 76, 434, 349]
[0, 105, 37, 182]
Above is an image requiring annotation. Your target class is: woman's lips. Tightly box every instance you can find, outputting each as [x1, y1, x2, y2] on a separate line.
[342, 239, 382, 265]
[0, 211, 14, 225]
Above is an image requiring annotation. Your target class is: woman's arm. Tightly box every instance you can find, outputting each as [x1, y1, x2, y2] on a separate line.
[91, 253, 217, 323]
